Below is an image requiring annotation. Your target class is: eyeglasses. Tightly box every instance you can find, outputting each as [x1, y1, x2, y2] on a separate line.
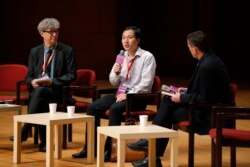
[43, 30, 58, 35]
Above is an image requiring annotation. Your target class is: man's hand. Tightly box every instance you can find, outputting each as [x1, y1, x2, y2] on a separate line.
[31, 80, 39, 88]
[113, 63, 122, 75]
[171, 92, 181, 103]
[32, 79, 52, 88]
[116, 93, 126, 102]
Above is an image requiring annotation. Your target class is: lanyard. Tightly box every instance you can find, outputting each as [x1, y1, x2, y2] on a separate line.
[125, 57, 136, 81]
[42, 50, 55, 76]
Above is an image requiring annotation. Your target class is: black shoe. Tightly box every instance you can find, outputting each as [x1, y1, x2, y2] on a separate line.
[72, 148, 87, 158]
[104, 150, 111, 162]
[9, 136, 14, 142]
[72, 148, 98, 158]
[39, 144, 46, 152]
[72, 149, 108, 161]
[9, 135, 28, 142]
[132, 156, 162, 167]
[127, 139, 148, 151]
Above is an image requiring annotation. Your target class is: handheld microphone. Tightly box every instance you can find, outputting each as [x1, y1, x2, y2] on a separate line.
[115, 50, 125, 64]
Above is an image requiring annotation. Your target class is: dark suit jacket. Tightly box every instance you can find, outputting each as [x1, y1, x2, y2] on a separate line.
[25, 42, 77, 101]
[180, 51, 232, 134]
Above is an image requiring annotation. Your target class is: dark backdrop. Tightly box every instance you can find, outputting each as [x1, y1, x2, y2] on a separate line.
[0, 0, 249, 81]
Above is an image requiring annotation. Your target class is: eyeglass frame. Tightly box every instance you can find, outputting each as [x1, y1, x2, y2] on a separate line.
[43, 30, 59, 35]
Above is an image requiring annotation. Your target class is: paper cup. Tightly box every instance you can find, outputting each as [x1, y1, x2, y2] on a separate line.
[67, 106, 75, 117]
[49, 103, 57, 115]
[139, 115, 148, 127]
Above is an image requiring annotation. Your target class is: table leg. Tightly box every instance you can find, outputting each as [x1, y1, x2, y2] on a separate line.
[117, 139, 125, 167]
[170, 137, 178, 167]
[13, 120, 21, 163]
[87, 120, 94, 163]
[55, 124, 62, 159]
[46, 124, 54, 167]
[97, 132, 105, 167]
[17, 106, 22, 115]
[148, 139, 156, 167]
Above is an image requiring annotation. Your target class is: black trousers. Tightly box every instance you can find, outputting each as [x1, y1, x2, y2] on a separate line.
[86, 94, 147, 152]
[21, 87, 61, 144]
[152, 95, 189, 156]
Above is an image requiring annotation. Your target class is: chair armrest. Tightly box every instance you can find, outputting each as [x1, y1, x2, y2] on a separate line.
[185, 101, 215, 134]
[213, 106, 250, 145]
[96, 88, 117, 99]
[16, 80, 27, 104]
[212, 106, 250, 129]
[63, 85, 97, 111]
[126, 92, 161, 104]
[189, 101, 212, 117]
[126, 92, 161, 118]
[64, 85, 96, 93]
[188, 102, 236, 133]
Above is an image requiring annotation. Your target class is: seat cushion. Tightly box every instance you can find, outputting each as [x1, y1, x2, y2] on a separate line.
[178, 121, 190, 127]
[74, 101, 90, 112]
[0, 96, 28, 102]
[209, 128, 250, 140]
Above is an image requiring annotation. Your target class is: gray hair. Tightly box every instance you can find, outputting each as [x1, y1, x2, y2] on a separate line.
[187, 30, 210, 53]
[37, 18, 60, 33]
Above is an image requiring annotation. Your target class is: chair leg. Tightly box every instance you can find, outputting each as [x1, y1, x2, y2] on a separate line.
[34, 126, 39, 145]
[68, 124, 72, 142]
[29, 127, 33, 137]
[62, 124, 67, 149]
[216, 140, 222, 167]
[211, 140, 216, 167]
[230, 146, 236, 167]
[188, 131, 194, 167]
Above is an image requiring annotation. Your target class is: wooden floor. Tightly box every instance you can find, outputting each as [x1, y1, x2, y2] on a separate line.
[0, 78, 249, 167]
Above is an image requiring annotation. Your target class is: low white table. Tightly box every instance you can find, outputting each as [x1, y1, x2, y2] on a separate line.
[13, 112, 95, 167]
[97, 125, 178, 167]
[0, 104, 22, 115]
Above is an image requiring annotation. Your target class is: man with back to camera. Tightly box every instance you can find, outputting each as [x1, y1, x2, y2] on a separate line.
[127, 30, 233, 167]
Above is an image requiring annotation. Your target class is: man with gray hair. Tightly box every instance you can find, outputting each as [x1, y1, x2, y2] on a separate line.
[9, 18, 77, 152]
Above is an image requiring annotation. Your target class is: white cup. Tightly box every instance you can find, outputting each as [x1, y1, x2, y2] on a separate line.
[67, 106, 75, 117]
[49, 103, 57, 115]
[139, 115, 148, 127]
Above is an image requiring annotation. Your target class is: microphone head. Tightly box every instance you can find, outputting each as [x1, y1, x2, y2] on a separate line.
[120, 50, 125, 55]
[116, 50, 125, 64]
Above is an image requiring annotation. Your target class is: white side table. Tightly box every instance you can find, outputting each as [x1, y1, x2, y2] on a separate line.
[0, 104, 22, 115]
[97, 125, 178, 167]
[13, 112, 95, 167]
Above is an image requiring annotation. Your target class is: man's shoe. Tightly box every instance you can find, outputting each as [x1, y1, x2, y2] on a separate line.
[72, 149, 108, 160]
[132, 156, 162, 167]
[39, 144, 46, 152]
[9, 136, 14, 142]
[72, 148, 87, 158]
[127, 139, 148, 151]
[104, 150, 111, 162]
[9, 135, 27, 142]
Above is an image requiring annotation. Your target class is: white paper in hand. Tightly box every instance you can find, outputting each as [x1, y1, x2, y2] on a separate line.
[161, 85, 178, 96]
[33, 75, 51, 85]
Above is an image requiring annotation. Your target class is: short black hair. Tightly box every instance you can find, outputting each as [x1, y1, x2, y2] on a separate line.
[123, 26, 142, 39]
